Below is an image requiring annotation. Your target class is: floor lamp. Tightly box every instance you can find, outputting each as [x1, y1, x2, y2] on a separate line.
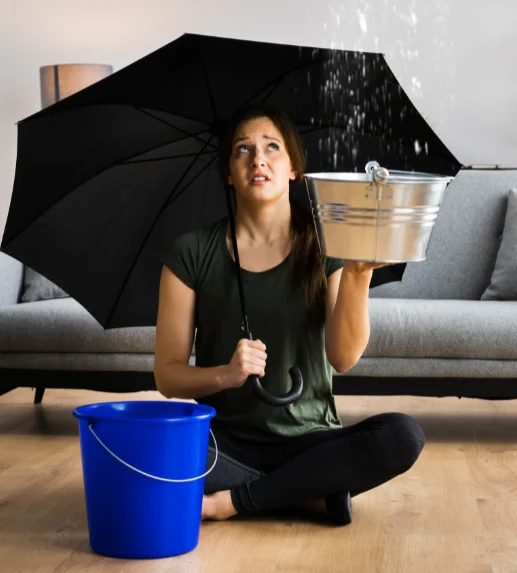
[39, 63, 113, 108]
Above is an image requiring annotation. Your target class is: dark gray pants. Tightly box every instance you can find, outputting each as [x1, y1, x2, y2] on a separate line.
[203, 412, 426, 515]
[204, 446, 265, 495]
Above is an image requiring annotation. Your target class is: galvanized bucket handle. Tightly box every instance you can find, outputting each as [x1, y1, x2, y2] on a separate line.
[365, 160, 390, 183]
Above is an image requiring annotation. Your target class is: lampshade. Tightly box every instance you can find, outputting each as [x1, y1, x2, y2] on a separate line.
[39, 63, 113, 109]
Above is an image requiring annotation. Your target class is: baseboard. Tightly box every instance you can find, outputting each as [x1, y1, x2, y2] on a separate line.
[1, 369, 516, 400]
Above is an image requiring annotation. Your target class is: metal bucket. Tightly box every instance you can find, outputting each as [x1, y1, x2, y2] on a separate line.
[304, 161, 454, 262]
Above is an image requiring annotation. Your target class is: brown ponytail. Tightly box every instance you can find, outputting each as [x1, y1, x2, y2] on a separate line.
[289, 199, 327, 316]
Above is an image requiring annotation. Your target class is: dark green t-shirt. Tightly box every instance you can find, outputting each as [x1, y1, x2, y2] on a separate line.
[161, 216, 345, 444]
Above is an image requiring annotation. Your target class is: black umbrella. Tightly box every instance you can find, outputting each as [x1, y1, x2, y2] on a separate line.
[1, 33, 462, 405]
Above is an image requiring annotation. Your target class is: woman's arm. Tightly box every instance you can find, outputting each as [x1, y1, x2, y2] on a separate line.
[153, 265, 229, 399]
[325, 260, 396, 373]
[324, 264, 372, 373]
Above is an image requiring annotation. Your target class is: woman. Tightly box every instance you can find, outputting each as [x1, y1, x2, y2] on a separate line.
[154, 104, 426, 526]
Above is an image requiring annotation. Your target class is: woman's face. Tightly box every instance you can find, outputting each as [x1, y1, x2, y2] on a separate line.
[228, 116, 297, 204]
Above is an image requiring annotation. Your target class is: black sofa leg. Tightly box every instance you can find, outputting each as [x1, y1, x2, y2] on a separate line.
[34, 387, 45, 404]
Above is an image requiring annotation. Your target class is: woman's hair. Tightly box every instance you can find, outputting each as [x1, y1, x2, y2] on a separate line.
[218, 104, 328, 316]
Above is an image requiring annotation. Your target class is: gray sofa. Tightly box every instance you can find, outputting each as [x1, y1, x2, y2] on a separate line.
[1, 167, 516, 404]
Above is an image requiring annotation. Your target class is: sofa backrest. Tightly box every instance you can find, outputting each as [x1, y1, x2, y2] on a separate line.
[370, 168, 517, 300]
[0, 251, 24, 306]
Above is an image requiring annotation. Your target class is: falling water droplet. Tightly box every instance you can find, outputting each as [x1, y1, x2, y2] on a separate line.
[357, 9, 368, 34]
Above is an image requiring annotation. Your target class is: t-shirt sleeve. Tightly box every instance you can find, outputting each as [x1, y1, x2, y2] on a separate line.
[323, 255, 345, 277]
[160, 231, 199, 290]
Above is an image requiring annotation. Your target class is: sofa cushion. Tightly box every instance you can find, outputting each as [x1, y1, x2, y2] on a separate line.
[20, 267, 69, 303]
[0, 252, 24, 306]
[0, 298, 156, 353]
[364, 298, 517, 360]
[481, 188, 517, 301]
[2, 296, 516, 362]
[0, 352, 157, 371]
[341, 357, 517, 378]
[369, 169, 517, 301]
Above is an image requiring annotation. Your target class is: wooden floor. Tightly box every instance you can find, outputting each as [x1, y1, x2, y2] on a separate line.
[1, 387, 517, 573]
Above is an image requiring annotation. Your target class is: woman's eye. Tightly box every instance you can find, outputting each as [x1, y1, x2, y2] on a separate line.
[235, 143, 279, 153]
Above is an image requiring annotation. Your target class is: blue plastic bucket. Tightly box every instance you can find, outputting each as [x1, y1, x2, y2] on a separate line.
[73, 401, 217, 559]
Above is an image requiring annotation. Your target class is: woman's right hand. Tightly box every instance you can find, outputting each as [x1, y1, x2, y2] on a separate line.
[223, 338, 267, 389]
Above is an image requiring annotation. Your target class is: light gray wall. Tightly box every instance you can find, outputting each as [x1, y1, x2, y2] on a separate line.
[1, 0, 516, 243]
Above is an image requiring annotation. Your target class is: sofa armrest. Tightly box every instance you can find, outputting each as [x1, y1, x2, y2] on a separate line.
[0, 252, 24, 306]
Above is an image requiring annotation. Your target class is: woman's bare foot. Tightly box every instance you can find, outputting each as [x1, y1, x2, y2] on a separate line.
[201, 490, 238, 521]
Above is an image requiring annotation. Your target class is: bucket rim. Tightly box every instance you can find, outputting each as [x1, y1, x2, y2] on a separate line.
[304, 171, 454, 184]
[72, 400, 216, 424]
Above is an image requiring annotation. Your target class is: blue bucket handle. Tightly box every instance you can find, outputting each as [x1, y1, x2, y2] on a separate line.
[88, 424, 218, 483]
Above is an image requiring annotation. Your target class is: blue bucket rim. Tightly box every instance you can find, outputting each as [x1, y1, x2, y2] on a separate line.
[73, 400, 216, 425]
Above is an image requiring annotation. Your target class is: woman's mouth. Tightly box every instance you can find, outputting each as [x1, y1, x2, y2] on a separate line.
[250, 176, 270, 185]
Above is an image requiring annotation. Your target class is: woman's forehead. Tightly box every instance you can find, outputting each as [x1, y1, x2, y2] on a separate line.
[233, 117, 284, 141]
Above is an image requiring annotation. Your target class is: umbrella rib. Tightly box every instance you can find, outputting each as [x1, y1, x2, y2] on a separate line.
[122, 150, 215, 165]
[133, 105, 217, 150]
[197, 44, 220, 129]
[253, 76, 285, 107]
[104, 136, 217, 327]
[164, 153, 218, 208]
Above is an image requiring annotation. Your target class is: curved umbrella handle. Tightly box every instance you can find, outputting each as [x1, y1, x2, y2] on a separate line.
[248, 367, 304, 406]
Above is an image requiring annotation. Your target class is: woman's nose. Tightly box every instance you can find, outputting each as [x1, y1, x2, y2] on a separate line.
[251, 152, 266, 166]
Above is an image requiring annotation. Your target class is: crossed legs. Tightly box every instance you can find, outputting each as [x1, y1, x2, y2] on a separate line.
[203, 412, 426, 524]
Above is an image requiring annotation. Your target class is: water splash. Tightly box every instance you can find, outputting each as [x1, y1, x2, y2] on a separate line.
[306, 0, 455, 171]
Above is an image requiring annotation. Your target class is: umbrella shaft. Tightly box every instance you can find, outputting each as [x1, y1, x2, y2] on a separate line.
[224, 186, 252, 339]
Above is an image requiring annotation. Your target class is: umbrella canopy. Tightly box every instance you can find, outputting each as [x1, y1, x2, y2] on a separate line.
[1, 32, 462, 331]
